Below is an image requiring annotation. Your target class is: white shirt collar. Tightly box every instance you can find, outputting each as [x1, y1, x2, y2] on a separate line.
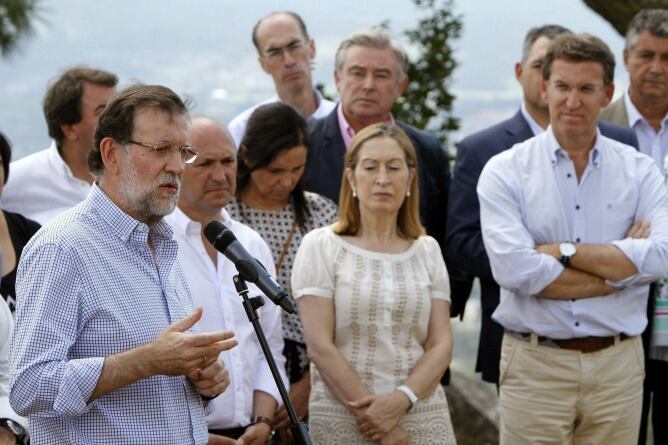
[545, 125, 602, 168]
[47, 140, 79, 180]
[169, 206, 232, 238]
[520, 103, 546, 137]
[624, 89, 668, 128]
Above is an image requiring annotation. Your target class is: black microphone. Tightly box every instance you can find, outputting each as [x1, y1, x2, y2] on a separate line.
[204, 220, 295, 314]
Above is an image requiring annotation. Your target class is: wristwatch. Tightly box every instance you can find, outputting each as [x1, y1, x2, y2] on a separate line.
[250, 415, 273, 430]
[559, 242, 577, 267]
[0, 418, 26, 443]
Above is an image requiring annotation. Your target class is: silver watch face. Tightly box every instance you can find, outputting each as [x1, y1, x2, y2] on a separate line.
[1, 419, 23, 436]
[560, 242, 576, 257]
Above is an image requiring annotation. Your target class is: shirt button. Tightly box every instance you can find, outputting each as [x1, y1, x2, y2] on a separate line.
[567, 173, 572, 178]
[575, 205, 580, 210]
[576, 238, 581, 242]
[575, 321, 580, 327]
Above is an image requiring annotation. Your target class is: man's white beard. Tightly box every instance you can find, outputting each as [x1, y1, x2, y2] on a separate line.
[118, 155, 181, 225]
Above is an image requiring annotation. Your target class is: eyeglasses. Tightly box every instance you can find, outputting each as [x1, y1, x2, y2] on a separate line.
[127, 140, 198, 164]
[263, 39, 307, 62]
[549, 80, 608, 96]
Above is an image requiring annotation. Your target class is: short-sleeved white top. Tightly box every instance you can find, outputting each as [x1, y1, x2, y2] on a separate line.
[292, 226, 450, 394]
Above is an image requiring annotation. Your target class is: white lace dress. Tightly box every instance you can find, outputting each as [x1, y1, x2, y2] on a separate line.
[292, 226, 457, 445]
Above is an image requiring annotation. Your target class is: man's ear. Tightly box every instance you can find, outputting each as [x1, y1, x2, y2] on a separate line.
[602, 82, 615, 108]
[334, 69, 342, 93]
[398, 74, 409, 96]
[514, 62, 523, 82]
[539, 77, 549, 103]
[307, 38, 316, 60]
[60, 122, 80, 142]
[99, 137, 123, 176]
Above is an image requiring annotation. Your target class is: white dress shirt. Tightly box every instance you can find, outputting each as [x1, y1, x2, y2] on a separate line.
[227, 90, 336, 148]
[520, 102, 545, 137]
[1, 141, 90, 225]
[625, 90, 668, 169]
[166, 207, 287, 430]
[478, 127, 668, 339]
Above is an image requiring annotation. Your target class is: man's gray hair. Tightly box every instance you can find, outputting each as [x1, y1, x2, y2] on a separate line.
[334, 27, 409, 81]
[625, 9, 668, 51]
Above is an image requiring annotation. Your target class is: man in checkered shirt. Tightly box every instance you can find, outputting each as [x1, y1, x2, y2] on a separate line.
[9, 84, 237, 444]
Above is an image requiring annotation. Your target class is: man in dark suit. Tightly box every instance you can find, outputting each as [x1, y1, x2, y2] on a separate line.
[301, 27, 458, 310]
[446, 24, 639, 386]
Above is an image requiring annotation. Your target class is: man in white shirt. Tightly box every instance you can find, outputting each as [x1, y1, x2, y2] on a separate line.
[599, 9, 668, 444]
[478, 33, 668, 444]
[167, 116, 286, 444]
[227, 11, 335, 147]
[1, 66, 117, 224]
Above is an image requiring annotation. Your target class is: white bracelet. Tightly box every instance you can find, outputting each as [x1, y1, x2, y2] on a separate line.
[397, 385, 418, 409]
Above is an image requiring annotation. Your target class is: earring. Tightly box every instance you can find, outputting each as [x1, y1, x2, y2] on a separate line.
[406, 189, 411, 197]
[352, 187, 357, 198]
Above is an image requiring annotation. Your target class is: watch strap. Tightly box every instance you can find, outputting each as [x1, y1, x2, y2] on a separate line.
[250, 415, 273, 430]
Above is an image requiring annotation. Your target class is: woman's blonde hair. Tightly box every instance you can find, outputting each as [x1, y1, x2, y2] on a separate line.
[333, 123, 424, 239]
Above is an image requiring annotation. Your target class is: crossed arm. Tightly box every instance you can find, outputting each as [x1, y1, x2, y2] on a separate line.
[536, 220, 651, 300]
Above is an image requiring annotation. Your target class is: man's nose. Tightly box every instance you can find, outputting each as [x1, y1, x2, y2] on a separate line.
[565, 88, 581, 108]
[362, 74, 376, 90]
[165, 150, 186, 175]
[283, 50, 296, 66]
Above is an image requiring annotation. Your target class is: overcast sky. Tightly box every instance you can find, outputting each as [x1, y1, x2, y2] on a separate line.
[0, 0, 626, 158]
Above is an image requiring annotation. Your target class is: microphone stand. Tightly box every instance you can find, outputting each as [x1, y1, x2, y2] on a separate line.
[233, 274, 313, 445]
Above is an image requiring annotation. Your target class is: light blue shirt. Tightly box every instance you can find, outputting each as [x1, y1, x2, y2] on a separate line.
[9, 184, 210, 444]
[478, 127, 668, 339]
[624, 90, 668, 169]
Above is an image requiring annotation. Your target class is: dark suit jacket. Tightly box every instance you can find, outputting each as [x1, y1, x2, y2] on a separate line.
[446, 109, 639, 383]
[302, 105, 471, 318]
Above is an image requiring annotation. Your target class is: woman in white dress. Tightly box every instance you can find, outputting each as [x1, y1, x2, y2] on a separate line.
[292, 123, 456, 445]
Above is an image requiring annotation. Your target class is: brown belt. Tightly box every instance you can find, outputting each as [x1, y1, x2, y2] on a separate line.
[507, 331, 632, 354]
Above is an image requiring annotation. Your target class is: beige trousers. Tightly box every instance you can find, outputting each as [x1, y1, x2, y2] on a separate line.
[499, 333, 644, 445]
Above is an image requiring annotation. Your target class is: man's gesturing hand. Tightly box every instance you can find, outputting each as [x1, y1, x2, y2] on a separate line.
[142, 307, 237, 377]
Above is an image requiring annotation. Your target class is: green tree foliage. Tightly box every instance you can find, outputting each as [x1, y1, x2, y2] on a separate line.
[0, 0, 41, 57]
[392, 0, 462, 147]
[583, 0, 668, 36]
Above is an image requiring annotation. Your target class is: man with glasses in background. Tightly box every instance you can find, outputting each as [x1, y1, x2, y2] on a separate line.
[227, 11, 335, 147]
[10, 85, 236, 444]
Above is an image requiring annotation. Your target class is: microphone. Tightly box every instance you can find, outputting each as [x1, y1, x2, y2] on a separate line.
[204, 220, 295, 314]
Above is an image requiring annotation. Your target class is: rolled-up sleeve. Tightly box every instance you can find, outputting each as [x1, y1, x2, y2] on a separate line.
[477, 155, 564, 297]
[10, 242, 103, 418]
[608, 160, 668, 287]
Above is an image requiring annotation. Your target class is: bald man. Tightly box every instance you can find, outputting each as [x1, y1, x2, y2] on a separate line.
[166, 117, 287, 444]
[227, 11, 335, 147]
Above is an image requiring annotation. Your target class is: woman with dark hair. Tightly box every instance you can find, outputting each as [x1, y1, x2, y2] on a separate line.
[0, 133, 41, 313]
[226, 102, 337, 441]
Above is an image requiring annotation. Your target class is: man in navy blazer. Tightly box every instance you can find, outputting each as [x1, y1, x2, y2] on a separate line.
[301, 27, 459, 309]
[446, 25, 639, 385]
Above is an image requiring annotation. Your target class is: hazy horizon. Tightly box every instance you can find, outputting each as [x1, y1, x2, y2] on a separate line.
[1, 0, 627, 160]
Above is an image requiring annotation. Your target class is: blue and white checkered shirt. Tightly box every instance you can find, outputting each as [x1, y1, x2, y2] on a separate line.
[9, 184, 211, 444]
